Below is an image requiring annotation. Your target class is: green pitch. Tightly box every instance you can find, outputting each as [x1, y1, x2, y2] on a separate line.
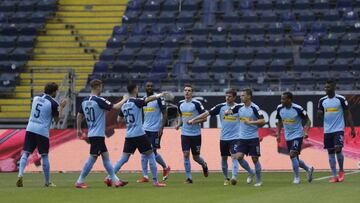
[1, 172, 359, 203]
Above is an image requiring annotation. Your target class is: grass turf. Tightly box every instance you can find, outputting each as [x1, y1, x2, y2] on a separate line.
[1, 171, 359, 203]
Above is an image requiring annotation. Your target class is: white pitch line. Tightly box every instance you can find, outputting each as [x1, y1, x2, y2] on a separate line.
[314, 170, 360, 181]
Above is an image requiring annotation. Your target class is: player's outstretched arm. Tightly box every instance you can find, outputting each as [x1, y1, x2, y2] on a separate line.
[187, 111, 210, 125]
[145, 92, 168, 104]
[276, 120, 283, 142]
[113, 95, 129, 110]
[245, 118, 266, 127]
[345, 109, 356, 138]
[76, 112, 84, 138]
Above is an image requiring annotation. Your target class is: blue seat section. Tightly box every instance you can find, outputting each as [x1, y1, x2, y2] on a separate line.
[0, 0, 58, 80]
[91, 0, 360, 92]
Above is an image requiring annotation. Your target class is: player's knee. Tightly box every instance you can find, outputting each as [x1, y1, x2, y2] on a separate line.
[252, 157, 259, 163]
[221, 156, 228, 161]
[143, 150, 153, 156]
[41, 154, 48, 158]
[327, 149, 336, 155]
[335, 147, 342, 154]
[192, 155, 200, 162]
[289, 151, 298, 158]
[183, 151, 190, 158]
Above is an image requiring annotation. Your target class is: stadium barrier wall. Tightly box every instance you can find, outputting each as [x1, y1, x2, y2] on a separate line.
[1, 128, 359, 172]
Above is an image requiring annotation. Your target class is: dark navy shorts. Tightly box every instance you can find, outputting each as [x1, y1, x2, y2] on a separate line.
[286, 137, 303, 154]
[89, 137, 108, 155]
[181, 135, 201, 156]
[324, 131, 344, 149]
[23, 131, 49, 154]
[238, 138, 261, 157]
[220, 139, 242, 157]
[123, 135, 153, 154]
[145, 131, 160, 149]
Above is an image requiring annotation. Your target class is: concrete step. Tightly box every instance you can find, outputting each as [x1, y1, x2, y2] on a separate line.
[0, 105, 31, 112]
[0, 99, 31, 105]
[34, 54, 94, 60]
[59, 0, 128, 4]
[0, 112, 29, 118]
[27, 60, 95, 66]
[56, 11, 123, 17]
[27, 66, 93, 73]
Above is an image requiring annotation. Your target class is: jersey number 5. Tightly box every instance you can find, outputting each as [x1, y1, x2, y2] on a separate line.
[123, 108, 135, 124]
[34, 103, 42, 118]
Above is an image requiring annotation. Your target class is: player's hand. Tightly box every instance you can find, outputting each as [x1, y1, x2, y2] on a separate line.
[351, 128, 356, 138]
[175, 124, 180, 130]
[276, 134, 281, 143]
[60, 99, 67, 108]
[122, 94, 129, 100]
[304, 131, 309, 139]
[244, 120, 253, 125]
[224, 109, 233, 115]
[158, 128, 164, 137]
[187, 119, 194, 125]
[77, 130, 83, 139]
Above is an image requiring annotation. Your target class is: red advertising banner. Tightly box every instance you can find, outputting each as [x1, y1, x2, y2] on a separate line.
[0, 128, 359, 172]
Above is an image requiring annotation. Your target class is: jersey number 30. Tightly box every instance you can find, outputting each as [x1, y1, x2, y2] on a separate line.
[85, 107, 96, 122]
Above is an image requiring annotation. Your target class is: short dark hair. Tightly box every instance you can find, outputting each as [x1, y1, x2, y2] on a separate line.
[326, 80, 336, 86]
[225, 88, 237, 97]
[242, 88, 252, 97]
[283, 91, 293, 100]
[90, 79, 102, 89]
[184, 83, 193, 90]
[44, 82, 58, 95]
[127, 83, 138, 93]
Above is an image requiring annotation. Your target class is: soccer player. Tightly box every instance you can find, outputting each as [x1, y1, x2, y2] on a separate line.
[16, 82, 66, 187]
[276, 92, 314, 184]
[175, 84, 209, 184]
[317, 80, 356, 183]
[227, 89, 265, 187]
[187, 88, 253, 186]
[75, 79, 128, 189]
[137, 81, 171, 183]
[111, 84, 167, 187]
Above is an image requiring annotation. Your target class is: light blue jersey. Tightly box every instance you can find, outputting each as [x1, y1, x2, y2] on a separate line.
[209, 103, 240, 141]
[276, 103, 307, 141]
[26, 94, 59, 138]
[79, 95, 113, 137]
[143, 95, 165, 132]
[318, 94, 348, 134]
[120, 97, 146, 138]
[178, 99, 205, 136]
[232, 102, 263, 139]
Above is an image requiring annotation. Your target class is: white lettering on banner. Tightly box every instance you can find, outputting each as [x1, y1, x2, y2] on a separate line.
[212, 101, 314, 128]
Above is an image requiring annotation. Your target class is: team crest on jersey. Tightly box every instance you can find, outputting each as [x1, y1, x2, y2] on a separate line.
[143, 107, 155, 112]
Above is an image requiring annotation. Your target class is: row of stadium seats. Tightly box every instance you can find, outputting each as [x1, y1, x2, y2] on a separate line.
[0, 72, 18, 93]
[123, 0, 358, 11]
[0, 0, 57, 78]
[87, 0, 360, 91]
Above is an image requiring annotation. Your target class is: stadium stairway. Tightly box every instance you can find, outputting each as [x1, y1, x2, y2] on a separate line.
[0, 0, 127, 124]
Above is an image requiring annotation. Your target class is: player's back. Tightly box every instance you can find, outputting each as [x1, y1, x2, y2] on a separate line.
[26, 94, 59, 138]
[81, 95, 112, 137]
[121, 97, 146, 138]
